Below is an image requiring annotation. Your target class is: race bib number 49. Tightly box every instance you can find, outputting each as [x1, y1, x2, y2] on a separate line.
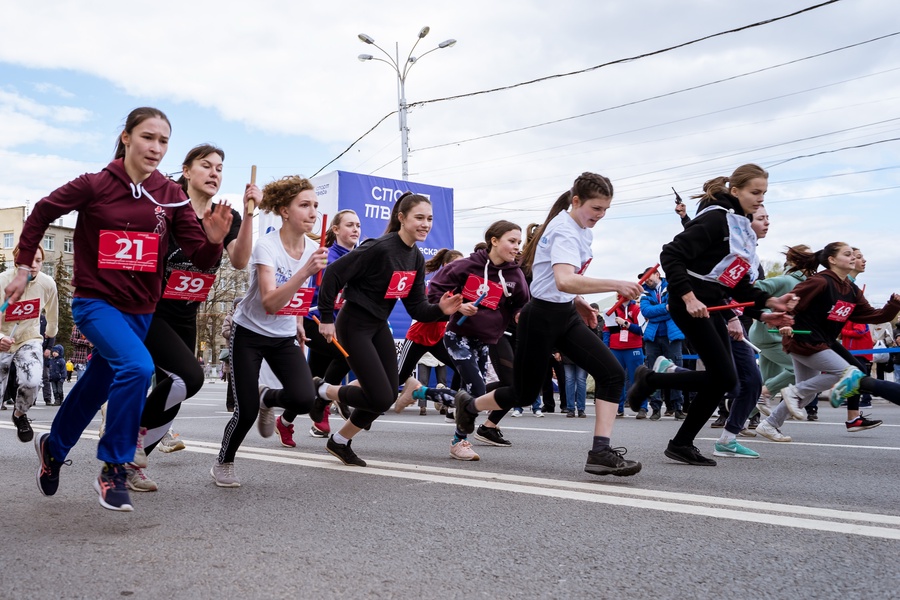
[276, 288, 315, 316]
[827, 300, 855, 322]
[462, 274, 503, 310]
[717, 257, 750, 288]
[5, 298, 40, 321]
[162, 270, 216, 301]
[385, 271, 416, 299]
[98, 231, 160, 272]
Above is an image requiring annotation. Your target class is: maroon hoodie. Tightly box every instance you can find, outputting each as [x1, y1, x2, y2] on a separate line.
[17, 159, 223, 314]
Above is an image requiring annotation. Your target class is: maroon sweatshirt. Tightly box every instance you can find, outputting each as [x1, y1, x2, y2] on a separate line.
[16, 159, 223, 314]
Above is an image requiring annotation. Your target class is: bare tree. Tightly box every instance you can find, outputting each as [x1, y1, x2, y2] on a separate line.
[196, 262, 248, 365]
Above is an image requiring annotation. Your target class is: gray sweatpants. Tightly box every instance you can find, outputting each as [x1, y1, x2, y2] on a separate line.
[764, 349, 848, 429]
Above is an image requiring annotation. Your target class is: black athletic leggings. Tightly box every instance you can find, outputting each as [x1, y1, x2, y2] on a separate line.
[281, 316, 351, 424]
[485, 335, 514, 423]
[397, 338, 456, 382]
[494, 299, 624, 410]
[645, 297, 738, 447]
[335, 302, 401, 430]
[141, 316, 204, 454]
[217, 325, 315, 463]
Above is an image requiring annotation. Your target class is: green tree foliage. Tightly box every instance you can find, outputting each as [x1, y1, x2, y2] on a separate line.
[54, 255, 74, 358]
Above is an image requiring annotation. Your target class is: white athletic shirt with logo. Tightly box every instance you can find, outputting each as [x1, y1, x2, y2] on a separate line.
[530, 211, 593, 303]
[234, 230, 318, 338]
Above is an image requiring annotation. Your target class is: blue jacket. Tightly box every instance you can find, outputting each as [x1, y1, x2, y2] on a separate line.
[640, 279, 684, 342]
[49, 344, 67, 382]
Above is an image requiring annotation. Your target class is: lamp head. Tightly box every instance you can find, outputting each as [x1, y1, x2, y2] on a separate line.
[418, 26, 430, 38]
[438, 39, 457, 49]
[358, 33, 375, 44]
[358, 54, 373, 62]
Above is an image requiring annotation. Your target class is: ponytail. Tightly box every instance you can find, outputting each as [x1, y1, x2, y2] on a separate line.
[425, 248, 462, 273]
[786, 242, 848, 277]
[692, 163, 768, 206]
[384, 191, 431, 234]
[518, 192, 571, 277]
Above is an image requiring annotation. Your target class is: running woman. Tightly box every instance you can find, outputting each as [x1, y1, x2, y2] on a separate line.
[427, 221, 530, 460]
[211, 176, 328, 487]
[756, 243, 900, 439]
[316, 192, 463, 467]
[454, 174, 645, 476]
[626, 164, 796, 466]
[8, 107, 231, 511]
[276, 209, 359, 445]
[0, 245, 59, 443]
[135, 144, 257, 490]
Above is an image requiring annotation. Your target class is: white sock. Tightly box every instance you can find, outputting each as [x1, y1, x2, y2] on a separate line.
[333, 432, 350, 445]
[719, 431, 737, 444]
[318, 382, 330, 398]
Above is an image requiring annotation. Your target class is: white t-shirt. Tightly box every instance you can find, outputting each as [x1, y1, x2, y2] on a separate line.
[529, 211, 593, 303]
[234, 230, 318, 338]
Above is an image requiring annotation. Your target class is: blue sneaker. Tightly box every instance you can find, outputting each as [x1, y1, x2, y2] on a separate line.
[713, 439, 760, 459]
[831, 367, 865, 407]
[94, 463, 134, 512]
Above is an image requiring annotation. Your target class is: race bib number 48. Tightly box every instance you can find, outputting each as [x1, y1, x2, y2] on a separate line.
[5, 298, 40, 321]
[276, 288, 315, 316]
[385, 271, 416, 299]
[461, 274, 503, 310]
[98, 231, 160, 272]
[162, 270, 216, 301]
[827, 300, 855, 322]
[717, 257, 750, 288]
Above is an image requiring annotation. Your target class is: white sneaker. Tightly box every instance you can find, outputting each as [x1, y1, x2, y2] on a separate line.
[210, 461, 241, 487]
[450, 439, 480, 461]
[394, 377, 420, 413]
[125, 464, 158, 492]
[653, 356, 677, 374]
[756, 420, 792, 442]
[533, 410, 544, 418]
[511, 410, 523, 418]
[781, 384, 805, 420]
[132, 427, 148, 468]
[257, 385, 275, 438]
[157, 430, 186, 453]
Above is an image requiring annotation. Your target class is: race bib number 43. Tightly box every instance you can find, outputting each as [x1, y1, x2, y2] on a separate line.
[827, 300, 855, 322]
[385, 271, 416, 299]
[5, 298, 40, 321]
[717, 257, 750, 288]
[162, 270, 216, 301]
[276, 288, 315, 316]
[98, 231, 160, 272]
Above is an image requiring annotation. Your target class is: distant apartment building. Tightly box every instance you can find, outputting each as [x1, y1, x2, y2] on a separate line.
[0, 206, 74, 277]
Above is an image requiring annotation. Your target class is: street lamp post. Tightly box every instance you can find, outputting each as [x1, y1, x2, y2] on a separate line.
[358, 26, 456, 181]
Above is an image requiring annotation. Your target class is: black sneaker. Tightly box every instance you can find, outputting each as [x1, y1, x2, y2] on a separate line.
[12, 412, 33, 442]
[710, 414, 727, 428]
[665, 440, 717, 466]
[663, 409, 674, 417]
[584, 447, 642, 476]
[674, 410, 686, 420]
[474, 424, 512, 447]
[806, 407, 818, 422]
[749, 414, 761, 429]
[626, 366, 654, 412]
[566, 410, 576, 418]
[94, 463, 134, 511]
[649, 409, 661, 421]
[846, 413, 882, 432]
[578, 410, 586, 418]
[454, 390, 477, 435]
[309, 377, 330, 424]
[334, 397, 352, 421]
[35, 432, 69, 496]
[326, 436, 366, 467]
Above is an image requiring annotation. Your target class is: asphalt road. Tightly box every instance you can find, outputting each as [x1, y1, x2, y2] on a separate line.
[1, 380, 898, 599]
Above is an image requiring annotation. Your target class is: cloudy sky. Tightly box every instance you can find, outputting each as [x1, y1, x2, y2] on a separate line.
[1, 0, 898, 305]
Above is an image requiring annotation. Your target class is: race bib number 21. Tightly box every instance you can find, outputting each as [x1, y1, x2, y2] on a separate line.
[98, 230, 160, 272]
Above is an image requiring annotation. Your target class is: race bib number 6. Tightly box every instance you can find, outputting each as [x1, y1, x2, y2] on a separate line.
[5, 298, 40, 321]
[385, 271, 416, 299]
[717, 257, 750, 288]
[276, 288, 315, 316]
[98, 230, 160, 272]
[162, 270, 216, 301]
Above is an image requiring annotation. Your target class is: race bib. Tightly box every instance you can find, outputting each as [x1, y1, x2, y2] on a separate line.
[98, 231, 160, 272]
[4, 298, 40, 322]
[385, 271, 416, 299]
[461, 274, 503, 310]
[716, 257, 751, 288]
[162, 270, 216, 301]
[827, 300, 855, 322]
[276, 288, 315, 316]
[334, 289, 346, 310]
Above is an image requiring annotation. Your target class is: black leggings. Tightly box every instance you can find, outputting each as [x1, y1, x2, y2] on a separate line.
[141, 316, 204, 454]
[217, 325, 315, 463]
[543, 355, 567, 411]
[281, 316, 351, 424]
[494, 299, 624, 410]
[485, 336, 514, 423]
[645, 298, 737, 447]
[335, 303, 400, 430]
[397, 338, 455, 382]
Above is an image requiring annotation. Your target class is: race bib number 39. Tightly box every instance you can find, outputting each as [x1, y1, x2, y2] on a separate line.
[5, 298, 40, 321]
[276, 288, 315, 316]
[462, 274, 503, 310]
[385, 271, 416, 299]
[827, 300, 855, 322]
[717, 257, 750, 288]
[98, 231, 160, 272]
[162, 270, 216, 301]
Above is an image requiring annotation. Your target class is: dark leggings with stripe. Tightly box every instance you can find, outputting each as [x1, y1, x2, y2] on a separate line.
[281, 316, 350, 423]
[335, 303, 401, 430]
[217, 325, 315, 463]
[494, 299, 624, 410]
